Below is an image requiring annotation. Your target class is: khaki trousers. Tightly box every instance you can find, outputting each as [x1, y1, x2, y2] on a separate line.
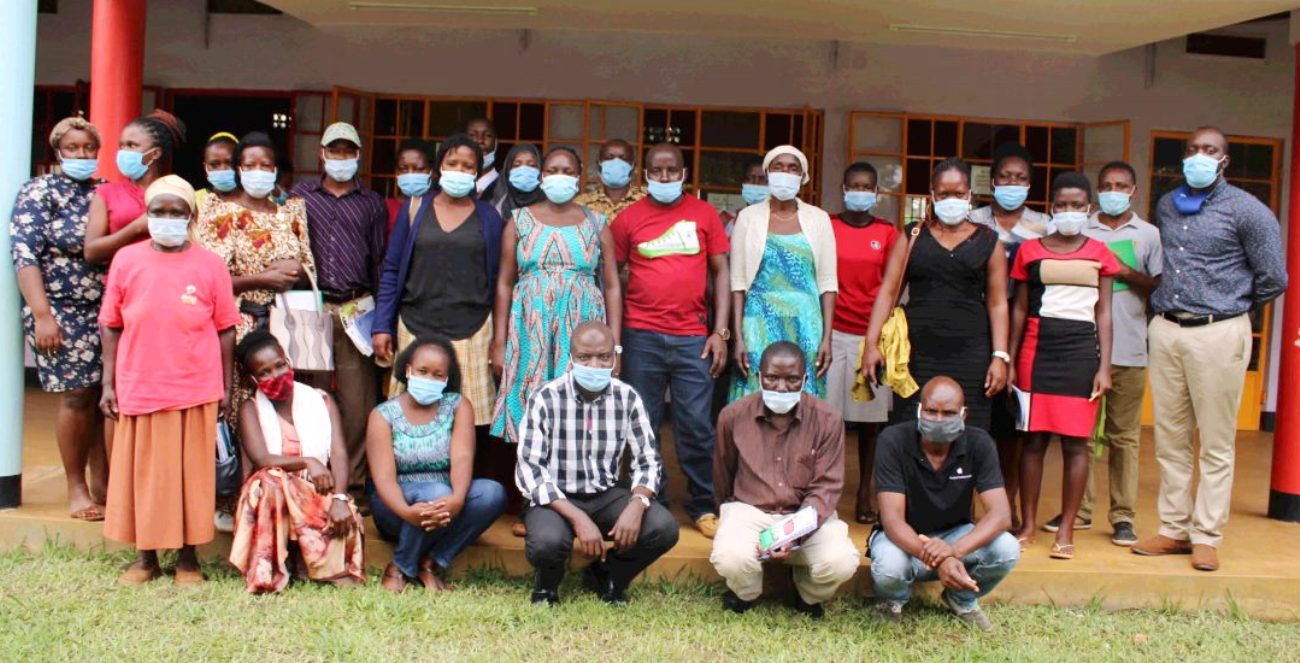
[1080, 366, 1146, 526]
[709, 502, 860, 604]
[1147, 315, 1251, 548]
[304, 304, 379, 489]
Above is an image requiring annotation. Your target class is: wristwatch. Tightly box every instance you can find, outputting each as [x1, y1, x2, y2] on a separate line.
[632, 494, 652, 509]
[992, 351, 1011, 363]
[712, 329, 732, 341]
[331, 493, 352, 503]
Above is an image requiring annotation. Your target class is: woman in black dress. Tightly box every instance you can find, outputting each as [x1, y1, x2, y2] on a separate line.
[862, 158, 1009, 429]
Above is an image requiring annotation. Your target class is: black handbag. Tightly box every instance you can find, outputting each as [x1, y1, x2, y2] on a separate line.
[216, 420, 241, 497]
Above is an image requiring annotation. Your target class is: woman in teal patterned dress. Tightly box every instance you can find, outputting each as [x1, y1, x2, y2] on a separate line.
[729, 145, 838, 401]
[489, 146, 623, 443]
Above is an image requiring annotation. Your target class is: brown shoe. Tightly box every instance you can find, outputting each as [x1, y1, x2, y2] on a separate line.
[1131, 534, 1192, 556]
[1191, 544, 1220, 571]
[117, 564, 162, 586]
[173, 567, 206, 587]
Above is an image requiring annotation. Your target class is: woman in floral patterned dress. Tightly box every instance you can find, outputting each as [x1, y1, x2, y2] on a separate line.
[10, 116, 108, 521]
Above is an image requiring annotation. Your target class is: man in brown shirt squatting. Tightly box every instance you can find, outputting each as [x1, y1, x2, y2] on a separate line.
[710, 341, 861, 618]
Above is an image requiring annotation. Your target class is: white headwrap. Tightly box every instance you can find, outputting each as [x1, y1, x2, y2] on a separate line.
[762, 145, 810, 185]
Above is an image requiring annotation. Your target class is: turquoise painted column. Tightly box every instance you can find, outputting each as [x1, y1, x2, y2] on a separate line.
[0, 1, 37, 508]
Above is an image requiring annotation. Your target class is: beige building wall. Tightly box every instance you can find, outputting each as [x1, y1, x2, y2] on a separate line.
[33, 0, 1295, 411]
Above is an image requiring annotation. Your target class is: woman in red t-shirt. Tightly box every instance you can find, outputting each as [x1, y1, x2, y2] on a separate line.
[99, 176, 242, 587]
[827, 162, 900, 524]
[1009, 172, 1118, 561]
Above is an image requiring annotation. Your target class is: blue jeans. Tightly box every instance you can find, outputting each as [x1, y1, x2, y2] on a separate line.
[369, 478, 506, 578]
[868, 524, 1020, 612]
[620, 328, 716, 519]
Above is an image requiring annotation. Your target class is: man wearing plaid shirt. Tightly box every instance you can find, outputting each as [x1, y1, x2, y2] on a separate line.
[516, 321, 680, 605]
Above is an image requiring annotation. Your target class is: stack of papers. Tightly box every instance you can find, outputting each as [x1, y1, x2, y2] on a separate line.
[339, 295, 376, 357]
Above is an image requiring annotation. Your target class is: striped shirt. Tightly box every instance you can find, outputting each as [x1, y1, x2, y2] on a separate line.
[291, 179, 388, 294]
[515, 373, 661, 506]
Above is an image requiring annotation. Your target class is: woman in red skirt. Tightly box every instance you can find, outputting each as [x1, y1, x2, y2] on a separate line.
[1009, 172, 1119, 560]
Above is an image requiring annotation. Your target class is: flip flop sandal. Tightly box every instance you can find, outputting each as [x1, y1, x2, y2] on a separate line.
[1017, 536, 1035, 552]
[1050, 543, 1076, 560]
[70, 505, 105, 522]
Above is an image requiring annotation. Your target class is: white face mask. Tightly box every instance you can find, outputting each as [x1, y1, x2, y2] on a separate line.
[932, 195, 970, 225]
[147, 216, 190, 247]
[767, 171, 802, 201]
[761, 382, 804, 414]
[1051, 210, 1089, 236]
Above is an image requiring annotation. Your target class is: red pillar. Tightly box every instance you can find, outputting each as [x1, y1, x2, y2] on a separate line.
[88, 0, 146, 182]
[1269, 42, 1300, 522]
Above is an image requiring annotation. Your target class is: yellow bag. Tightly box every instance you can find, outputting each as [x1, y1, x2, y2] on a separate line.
[852, 224, 923, 401]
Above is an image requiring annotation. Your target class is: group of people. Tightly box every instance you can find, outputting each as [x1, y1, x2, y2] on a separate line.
[10, 108, 1285, 628]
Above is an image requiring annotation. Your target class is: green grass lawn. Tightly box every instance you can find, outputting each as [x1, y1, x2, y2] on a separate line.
[1, 544, 1297, 661]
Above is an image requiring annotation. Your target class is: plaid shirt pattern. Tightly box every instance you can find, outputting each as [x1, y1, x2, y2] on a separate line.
[515, 373, 661, 506]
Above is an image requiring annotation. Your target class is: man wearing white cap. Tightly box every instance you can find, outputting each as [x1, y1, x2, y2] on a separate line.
[290, 122, 388, 494]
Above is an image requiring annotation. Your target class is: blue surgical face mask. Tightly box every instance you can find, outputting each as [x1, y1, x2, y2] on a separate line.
[571, 362, 613, 392]
[116, 149, 151, 181]
[600, 159, 633, 188]
[406, 375, 448, 405]
[843, 190, 877, 212]
[481, 150, 496, 170]
[741, 183, 769, 206]
[241, 169, 278, 199]
[147, 216, 189, 248]
[993, 185, 1030, 211]
[439, 170, 476, 198]
[1098, 191, 1131, 217]
[767, 171, 802, 201]
[540, 174, 580, 205]
[397, 172, 432, 198]
[207, 169, 237, 193]
[646, 178, 684, 204]
[1183, 153, 1223, 189]
[60, 157, 98, 181]
[509, 165, 541, 192]
[761, 387, 802, 414]
[324, 157, 359, 183]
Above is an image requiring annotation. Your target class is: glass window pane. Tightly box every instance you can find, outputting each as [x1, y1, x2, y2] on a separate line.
[374, 98, 397, 136]
[1229, 142, 1275, 180]
[701, 111, 760, 150]
[548, 103, 584, 141]
[371, 138, 396, 176]
[590, 104, 639, 143]
[764, 113, 793, 150]
[852, 114, 903, 154]
[1050, 127, 1078, 165]
[1147, 176, 1182, 219]
[672, 110, 698, 146]
[519, 103, 545, 142]
[494, 103, 519, 141]
[906, 119, 932, 157]
[1029, 166, 1048, 203]
[1025, 126, 1049, 164]
[874, 194, 901, 224]
[699, 151, 758, 188]
[857, 156, 903, 195]
[335, 97, 356, 125]
[397, 100, 422, 138]
[993, 125, 1021, 157]
[429, 101, 487, 138]
[962, 123, 994, 161]
[1152, 137, 1185, 177]
[905, 158, 932, 195]
[295, 94, 325, 133]
[295, 135, 320, 174]
[934, 121, 958, 158]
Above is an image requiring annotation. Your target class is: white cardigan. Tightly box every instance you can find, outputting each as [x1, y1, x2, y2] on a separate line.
[729, 199, 838, 294]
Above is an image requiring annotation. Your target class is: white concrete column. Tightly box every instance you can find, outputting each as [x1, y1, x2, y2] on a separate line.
[0, 1, 37, 508]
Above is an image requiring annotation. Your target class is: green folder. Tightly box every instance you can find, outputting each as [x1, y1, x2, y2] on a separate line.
[1107, 239, 1139, 292]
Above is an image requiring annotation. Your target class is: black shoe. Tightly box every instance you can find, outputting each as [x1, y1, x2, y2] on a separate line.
[1111, 522, 1138, 547]
[722, 590, 756, 614]
[792, 595, 825, 620]
[530, 589, 559, 606]
[1042, 514, 1092, 533]
[582, 562, 628, 605]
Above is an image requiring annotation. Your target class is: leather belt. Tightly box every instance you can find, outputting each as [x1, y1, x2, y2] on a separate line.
[1159, 312, 1243, 328]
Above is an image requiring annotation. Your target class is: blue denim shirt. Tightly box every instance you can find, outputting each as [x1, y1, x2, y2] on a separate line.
[1151, 180, 1288, 316]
